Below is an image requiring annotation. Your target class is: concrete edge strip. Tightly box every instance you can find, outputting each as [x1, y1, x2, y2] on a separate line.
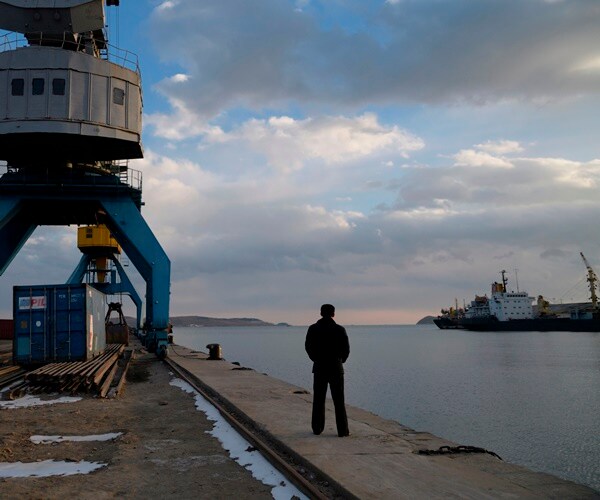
[164, 357, 359, 500]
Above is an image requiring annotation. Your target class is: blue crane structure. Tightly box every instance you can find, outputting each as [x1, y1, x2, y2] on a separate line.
[67, 224, 144, 332]
[0, 0, 171, 358]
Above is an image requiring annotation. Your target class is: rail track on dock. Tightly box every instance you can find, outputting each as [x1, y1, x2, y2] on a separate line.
[164, 356, 350, 500]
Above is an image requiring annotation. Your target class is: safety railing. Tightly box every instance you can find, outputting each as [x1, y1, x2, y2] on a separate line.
[0, 31, 139, 74]
[109, 160, 143, 191]
[0, 161, 143, 192]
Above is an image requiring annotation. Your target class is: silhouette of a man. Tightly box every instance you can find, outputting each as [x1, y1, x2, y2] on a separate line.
[305, 304, 350, 437]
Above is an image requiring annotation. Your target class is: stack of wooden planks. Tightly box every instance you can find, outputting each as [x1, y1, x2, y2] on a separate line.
[0, 365, 27, 391]
[23, 344, 133, 398]
[0, 344, 13, 367]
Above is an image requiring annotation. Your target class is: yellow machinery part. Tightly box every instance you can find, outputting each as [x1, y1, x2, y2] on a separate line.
[77, 225, 121, 254]
[95, 257, 108, 283]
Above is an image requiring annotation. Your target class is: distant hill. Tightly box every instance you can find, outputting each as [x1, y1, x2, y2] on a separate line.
[170, 316, 278, 327]
[125, 315, 289, 327]
[416, 315, 436, 325]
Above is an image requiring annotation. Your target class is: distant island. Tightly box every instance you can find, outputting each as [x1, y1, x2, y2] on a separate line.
[124, 315, 290, 327]
[416, 316, 436, 325]
[169, 316, 290, 327]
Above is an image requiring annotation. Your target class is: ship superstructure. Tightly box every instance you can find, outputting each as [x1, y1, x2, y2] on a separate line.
[464, 270, 535, 322]
[457, 265, 600, 332]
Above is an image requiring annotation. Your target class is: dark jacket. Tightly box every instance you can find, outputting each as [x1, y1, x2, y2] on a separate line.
[305, 317, 350, 374]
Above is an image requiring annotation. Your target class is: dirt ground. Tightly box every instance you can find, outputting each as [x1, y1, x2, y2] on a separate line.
[0, 349, 274, 500]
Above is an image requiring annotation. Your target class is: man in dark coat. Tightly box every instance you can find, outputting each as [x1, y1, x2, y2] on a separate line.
[305, 304, 350, 437]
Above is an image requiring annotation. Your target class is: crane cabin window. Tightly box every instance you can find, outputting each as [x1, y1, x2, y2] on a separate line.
[11, 78, 25, 96]
[113, 87, 125, 105]
[52, 78, 66, 96]
[32, 78, 45, 95]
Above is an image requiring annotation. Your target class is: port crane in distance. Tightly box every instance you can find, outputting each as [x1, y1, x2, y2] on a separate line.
[579, 252, 598, 311]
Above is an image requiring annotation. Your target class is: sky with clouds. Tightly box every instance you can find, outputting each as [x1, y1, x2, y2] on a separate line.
[2, 0, 600, 325]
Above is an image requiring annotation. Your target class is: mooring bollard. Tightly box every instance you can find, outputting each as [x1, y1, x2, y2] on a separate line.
[206, 343, 222, 360]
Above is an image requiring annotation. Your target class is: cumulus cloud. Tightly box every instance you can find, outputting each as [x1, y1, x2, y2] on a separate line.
[453, 149, 514, 169]
[130, 1, 600, 322]
[392, 146, 600, 212]
[2, 141, 599, 323]
[5, 3, 599, 325]
[119, 142, 600, 322]
[145, 74, 225, 141]
[204, 113, 424, 171]
[570, 55, 600, 73]
[0, 227, 81, 317]
[145, 0, 600, 122]
[452, 140, 523, 168]
[155, 1, 177, 12]
[474, 140, 523, 155]
[134, 150, 368, 277]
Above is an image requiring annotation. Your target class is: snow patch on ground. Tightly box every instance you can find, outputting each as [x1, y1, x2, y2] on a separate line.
[0, 460, 106, 478]
[30, 433, 123, 444]
[0, 394, 81, 410]
[170, 377, 307, 500]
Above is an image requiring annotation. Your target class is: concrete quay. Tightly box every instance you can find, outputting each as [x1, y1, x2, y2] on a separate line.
[169, 344, 599, 500]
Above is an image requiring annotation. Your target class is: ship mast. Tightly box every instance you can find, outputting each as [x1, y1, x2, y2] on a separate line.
[579, 252, 598, 310]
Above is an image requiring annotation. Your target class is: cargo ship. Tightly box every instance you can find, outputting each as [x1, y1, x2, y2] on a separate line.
[433, 300, 465, 329]
[436, 253, 600, 332]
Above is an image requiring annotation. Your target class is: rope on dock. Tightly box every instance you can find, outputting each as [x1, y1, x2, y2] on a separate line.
[418, 445, 503, 460]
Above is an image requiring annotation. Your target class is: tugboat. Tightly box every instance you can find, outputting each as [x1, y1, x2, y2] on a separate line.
[461, 255, 600, 332]
[433, 300, 465, 329]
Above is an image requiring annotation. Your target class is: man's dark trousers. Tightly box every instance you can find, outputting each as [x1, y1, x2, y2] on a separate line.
[312, 367, 349, 436]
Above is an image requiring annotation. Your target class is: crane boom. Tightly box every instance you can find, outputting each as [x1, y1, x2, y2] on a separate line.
[580, 252, 598, 310]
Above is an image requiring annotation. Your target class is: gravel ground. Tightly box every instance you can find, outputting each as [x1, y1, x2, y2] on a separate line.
[0, 349, 274, 500]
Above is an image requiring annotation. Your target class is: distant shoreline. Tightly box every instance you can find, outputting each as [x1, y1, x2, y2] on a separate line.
[170, 318, 434, 327]
[124, 315, 432, 328]
[165, 316, 290, 328]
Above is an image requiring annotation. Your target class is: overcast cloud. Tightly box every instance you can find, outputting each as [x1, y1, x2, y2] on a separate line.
[2, 0, 600, 325]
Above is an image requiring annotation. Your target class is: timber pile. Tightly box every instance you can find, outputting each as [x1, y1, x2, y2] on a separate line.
[23, 344, 132, 398]
[0, 365, 27, 391]
[0, 345, 12, 366]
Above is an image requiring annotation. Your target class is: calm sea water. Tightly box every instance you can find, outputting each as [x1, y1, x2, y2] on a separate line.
[173, 324, 600, 492]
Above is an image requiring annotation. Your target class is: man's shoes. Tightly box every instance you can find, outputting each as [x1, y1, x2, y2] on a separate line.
[338, 431, 350, 437]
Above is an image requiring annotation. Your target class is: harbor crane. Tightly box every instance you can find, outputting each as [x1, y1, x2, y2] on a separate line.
[0, 0, 171, 357]
[579, 252, 598, 311]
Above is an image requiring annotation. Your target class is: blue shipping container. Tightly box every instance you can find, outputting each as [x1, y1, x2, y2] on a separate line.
[13, 284, 106, 364]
